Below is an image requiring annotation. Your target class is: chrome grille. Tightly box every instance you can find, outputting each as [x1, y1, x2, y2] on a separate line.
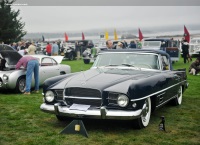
[65, 88, 102, 106]
[55, 89, 64, 100]
[66, 98, 101, 106]
[65, 88, 101, 98]
[108, 93, 118, 105]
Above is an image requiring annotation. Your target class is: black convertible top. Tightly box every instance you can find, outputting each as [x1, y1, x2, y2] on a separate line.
[144, 38, 172, 42]
[100, 48, 173, 70]
[101, 48, 170, 56]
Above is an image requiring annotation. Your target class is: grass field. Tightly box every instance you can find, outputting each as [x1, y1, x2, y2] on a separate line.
[0, 58, 199, 145]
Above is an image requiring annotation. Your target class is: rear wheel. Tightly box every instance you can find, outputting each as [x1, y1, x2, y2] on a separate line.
[171, 86, 182, 106]
[15, 77, 26, 93]
[133, 98, 151, 129]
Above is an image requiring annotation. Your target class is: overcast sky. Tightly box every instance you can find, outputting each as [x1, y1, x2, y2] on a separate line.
[12, 6, 200, 33]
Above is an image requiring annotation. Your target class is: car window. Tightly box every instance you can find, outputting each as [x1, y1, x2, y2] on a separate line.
[41, 57, 56, 66]
[161, 55, 169, 70]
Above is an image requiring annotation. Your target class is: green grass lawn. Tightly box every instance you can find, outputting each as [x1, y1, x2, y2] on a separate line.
[0, 58, 199, 145]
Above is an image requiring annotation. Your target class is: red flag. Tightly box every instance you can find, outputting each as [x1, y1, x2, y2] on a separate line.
[64, 32, 68, 41]
[184, 25, 190, 43]
[82, 32, 85, 40]
[138, 28, 143, 41]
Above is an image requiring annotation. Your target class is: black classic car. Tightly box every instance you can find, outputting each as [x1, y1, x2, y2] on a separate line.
[143, 38, 180, 62]
[61, 40, 94, 61]
[40, 49, 188, 129]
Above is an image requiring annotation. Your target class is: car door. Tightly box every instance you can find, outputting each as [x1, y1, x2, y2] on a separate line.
[39, 57, 60, 83]
[160, 55, 178, 101]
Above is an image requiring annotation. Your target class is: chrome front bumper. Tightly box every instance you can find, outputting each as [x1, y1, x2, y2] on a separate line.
[40, 103, 143, 120]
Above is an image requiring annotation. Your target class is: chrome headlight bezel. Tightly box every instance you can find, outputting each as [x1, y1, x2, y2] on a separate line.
[3, 74, 9, 81]
[117, 94, 129, 107]
[45, 90, 55, 102]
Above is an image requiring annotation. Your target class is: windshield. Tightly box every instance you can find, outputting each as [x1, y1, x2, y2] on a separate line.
[63, 43, 75, 48]
[143, 41, 161, 48]
[190, 39, 200, 44]
[92, 52, 160, 70]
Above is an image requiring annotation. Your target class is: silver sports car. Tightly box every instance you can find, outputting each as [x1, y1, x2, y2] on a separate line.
[0, 44, 71, 93]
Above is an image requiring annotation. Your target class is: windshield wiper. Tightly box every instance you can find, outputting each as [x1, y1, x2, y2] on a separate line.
[121, 63, 141, 70]
[103, 64, 120, 67]
[121, 63, 135, 67]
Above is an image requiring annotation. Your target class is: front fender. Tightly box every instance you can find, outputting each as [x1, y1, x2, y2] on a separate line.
[6, 70, 26, 89]
[104, 74, 166, 101]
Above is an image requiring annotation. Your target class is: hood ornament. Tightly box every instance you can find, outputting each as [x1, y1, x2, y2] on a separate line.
[81, 81, 86, 86]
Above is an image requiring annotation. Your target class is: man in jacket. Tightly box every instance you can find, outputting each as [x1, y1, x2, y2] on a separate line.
[181, 40, 189, 63]
[46, 42, 52, 56]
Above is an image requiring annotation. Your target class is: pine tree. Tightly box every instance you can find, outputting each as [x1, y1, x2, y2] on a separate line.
[0, 0, 26, 44]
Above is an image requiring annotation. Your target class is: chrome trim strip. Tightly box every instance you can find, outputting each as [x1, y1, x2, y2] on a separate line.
[156, 95, 177, 108]
[64, 96, 101, 100]
[131, 80, 186, 101]
[157, 92, 166, 97]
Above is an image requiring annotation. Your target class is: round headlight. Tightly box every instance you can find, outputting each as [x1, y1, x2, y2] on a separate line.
[45, 90, 55, 102]
[117, 94, 129, 107]
[3, 74, 8, 80]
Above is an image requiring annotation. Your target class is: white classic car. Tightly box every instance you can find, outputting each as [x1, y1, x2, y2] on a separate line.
[0, 44, 71, 93]
[189, 38, 200, 55]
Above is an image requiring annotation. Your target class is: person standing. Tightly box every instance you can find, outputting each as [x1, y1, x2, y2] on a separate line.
[136, 40, 142, 48]
[181, 40, 189, 63]
[46, 42, 52, 56]
[28, 42, 36, 55]
[51, 41, 59, 56]
[15, 56, 39, 94]
[129, 40, 136, 48]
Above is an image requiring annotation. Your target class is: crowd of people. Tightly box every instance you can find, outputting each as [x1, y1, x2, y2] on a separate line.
[105, 39, 142, 50]
[0, 38, 200, 81]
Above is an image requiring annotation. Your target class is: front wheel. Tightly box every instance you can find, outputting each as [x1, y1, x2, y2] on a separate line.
[68, 52, 75, 60]
[15, 77, 26, 93]
[133, 98, 151, 129]
[83, 59, 90, 64]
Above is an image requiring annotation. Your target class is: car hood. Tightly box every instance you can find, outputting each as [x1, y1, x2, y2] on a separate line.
[50, 68, 160, 90]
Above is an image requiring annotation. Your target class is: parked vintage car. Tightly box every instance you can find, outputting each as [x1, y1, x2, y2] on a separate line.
[143, 38, 180, 62]
[0, 44, 71, 93]
[189, 38, 200, 55]
[61, 40, 95, 61]
[36, 42, 48, 55]
[40, 49, 188, 129]
[60, 40, 76, 60]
